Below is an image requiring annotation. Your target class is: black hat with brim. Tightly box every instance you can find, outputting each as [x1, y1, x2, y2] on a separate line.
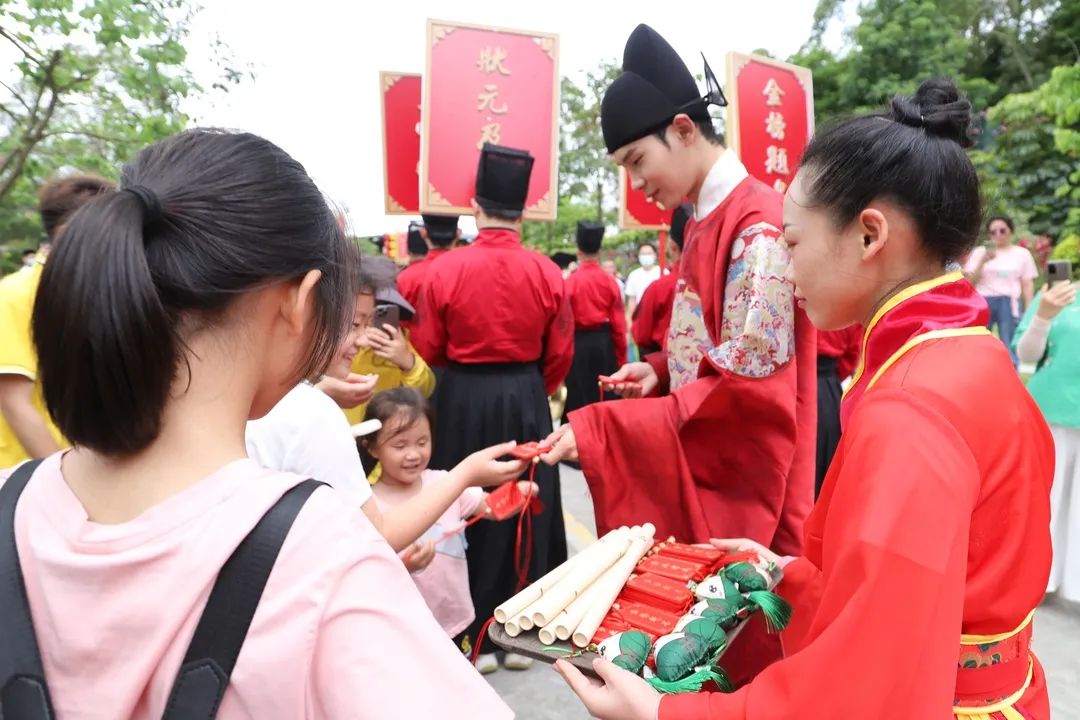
[576, 220, 605, 253]
[601, 24, 725, 154]
[475, 143, 534, 215]
[551, 251, 576, 269]
[406, 223, 427, 256]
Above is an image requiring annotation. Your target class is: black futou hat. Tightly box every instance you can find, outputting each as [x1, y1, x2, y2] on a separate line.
[406, 221, 427, 256]
[575, 221, 605, 254]
[421, 213, 459, 246]
[475, 143, 534, 215]
[600, 24, 726, 154]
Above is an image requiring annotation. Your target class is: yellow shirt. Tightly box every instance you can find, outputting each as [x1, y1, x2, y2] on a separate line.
[0, 263, 65, 467]
[342, 337, 437, 427]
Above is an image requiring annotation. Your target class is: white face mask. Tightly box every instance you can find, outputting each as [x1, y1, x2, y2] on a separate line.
[638, 254, 657, 268]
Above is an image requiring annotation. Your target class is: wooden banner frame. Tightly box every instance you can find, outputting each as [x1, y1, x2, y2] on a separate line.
[724, 52, 815, 176]
[421, 18, 560, 221]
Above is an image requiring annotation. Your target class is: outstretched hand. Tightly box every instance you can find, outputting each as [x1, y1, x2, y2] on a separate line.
[554, 658, 662, 720]
[538, 424, 578, 465]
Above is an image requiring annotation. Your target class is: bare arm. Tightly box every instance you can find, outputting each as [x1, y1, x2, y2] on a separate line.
[374, 471, 470, 552]
[0, 375, 61, 458]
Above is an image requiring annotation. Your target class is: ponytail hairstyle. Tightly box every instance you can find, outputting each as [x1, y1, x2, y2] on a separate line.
[797, 78, 981, 265]
[33, 129, 357, 457]
[358, 387, 433, 472]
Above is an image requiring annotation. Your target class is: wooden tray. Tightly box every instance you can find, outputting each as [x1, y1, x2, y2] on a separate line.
[489, 564, 783, 681]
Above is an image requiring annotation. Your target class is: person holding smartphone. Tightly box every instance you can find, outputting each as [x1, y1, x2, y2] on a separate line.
[964, 215, 1038, 364]
[336, 257, 436, 431]
[1015, 259, 1080, 603]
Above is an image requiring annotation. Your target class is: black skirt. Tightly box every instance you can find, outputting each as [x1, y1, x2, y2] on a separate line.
[562, 326, 619, 422]
[432, 361, 568, 654]
[815, 355, 843, 498]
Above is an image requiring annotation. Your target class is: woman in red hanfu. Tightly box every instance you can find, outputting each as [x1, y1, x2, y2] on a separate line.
[554, 78, 1053, 720]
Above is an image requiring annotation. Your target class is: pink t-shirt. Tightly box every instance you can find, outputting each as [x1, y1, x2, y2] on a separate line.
[4, 454, 511, 719]
[965, 245, 1038, 301]
[372, 470, 484, 638]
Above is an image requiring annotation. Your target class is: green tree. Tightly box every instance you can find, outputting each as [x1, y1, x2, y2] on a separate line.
[0, 0, 243, 246]
[521, 62, 621, 253]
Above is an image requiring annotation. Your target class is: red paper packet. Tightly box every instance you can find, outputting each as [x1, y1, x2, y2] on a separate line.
[486, 482, 530, 521]
[598, 375, 642, 392]
[637, 554, 711, 584]
[620, 573, 694, 613]
[509, 441, 552, 461]
[615, 601, 682, 637]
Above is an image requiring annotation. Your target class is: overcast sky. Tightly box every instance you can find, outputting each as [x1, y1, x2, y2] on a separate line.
[184, 1, 822, 236]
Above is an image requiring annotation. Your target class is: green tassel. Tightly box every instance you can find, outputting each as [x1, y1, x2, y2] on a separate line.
[646, 665, 734, 694]
[747, 590, 792, 633]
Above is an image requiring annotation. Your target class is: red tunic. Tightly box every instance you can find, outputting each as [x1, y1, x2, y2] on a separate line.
[566, 260, 627, 367]
[662, 273, 1052, 719]
[568, 177, 817, 555]
[397, 247, 450, 312]
[816, 326, 861, 380]
[412, 228, 574, 396]
[631, 269, 679, 354]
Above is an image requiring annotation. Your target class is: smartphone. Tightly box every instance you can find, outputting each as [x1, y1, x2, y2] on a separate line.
[372, 304, 400, 331]
[1047, 260, 1072, 285]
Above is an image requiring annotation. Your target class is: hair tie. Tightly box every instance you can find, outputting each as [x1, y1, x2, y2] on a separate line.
[125, 185, 163, 226]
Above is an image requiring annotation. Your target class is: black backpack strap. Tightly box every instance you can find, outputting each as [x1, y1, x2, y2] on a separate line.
[162, 479, 325, 720]
[0, 458, 54, 720]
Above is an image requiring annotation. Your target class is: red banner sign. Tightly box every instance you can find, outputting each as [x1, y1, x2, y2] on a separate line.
[725, 53, 814, 195]
[421, 19, 559, 221]
[618, 168, 672, 230]
[381, 72, 422, 215]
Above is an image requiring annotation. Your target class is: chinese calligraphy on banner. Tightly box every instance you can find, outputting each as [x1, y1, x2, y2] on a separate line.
[380, 72, 422, 214]
[421, 19, 559, 220]
[619, 167, 672, 230]
[724, 53, 814, 195]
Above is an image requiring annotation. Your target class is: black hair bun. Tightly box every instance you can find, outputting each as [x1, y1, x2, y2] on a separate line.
[890, 78, 973, 148]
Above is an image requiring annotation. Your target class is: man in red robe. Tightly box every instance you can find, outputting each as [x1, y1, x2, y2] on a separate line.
[397, 214, 458, 337]
[562, 220, 628, 420]
[412, 144, 573, 671]
[631, 203, 690, 355]
[542, 24, 816, 558]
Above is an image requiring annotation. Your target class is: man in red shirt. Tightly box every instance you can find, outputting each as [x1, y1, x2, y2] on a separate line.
[562, 221, 627, 421]
[412, 143, 573, 672]
[630, 203, 691, 355]
[398, 214, 459, 315]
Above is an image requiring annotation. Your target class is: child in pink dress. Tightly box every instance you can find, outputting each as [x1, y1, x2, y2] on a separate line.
[364, 387, 536, 660]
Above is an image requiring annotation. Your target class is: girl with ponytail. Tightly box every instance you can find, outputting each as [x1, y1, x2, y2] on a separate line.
[4, 129, 511, 718]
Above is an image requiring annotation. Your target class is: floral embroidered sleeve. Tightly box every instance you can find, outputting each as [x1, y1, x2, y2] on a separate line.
[706, 222, 796, 378]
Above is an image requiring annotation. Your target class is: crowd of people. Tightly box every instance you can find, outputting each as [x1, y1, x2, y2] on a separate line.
[0, 20, 1076, 720]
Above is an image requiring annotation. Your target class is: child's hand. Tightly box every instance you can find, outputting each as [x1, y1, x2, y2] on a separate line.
[516, 480, 539, 499]
[456, 441, 528, 488]
[368, 324, 415, 371]
[401, 540, 436, 573]
[317, 373, 379, 409]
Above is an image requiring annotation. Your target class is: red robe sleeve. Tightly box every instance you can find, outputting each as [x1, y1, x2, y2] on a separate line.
[609, 276, 628, 367]
[541, 270, 574, 396]
[661, 391, 979, 719]
[411, 265, 448, 367]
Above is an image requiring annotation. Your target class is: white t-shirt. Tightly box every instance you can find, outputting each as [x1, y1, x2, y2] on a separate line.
[625, 265, 665, 304]
[246, 383, 372, 507]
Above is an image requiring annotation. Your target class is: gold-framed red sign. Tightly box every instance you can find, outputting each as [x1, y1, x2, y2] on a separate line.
[421, 19, 559, 221]
[725, 53, 814, 195]
[618, 168, 672, 231]
[381, 71, 422, 215]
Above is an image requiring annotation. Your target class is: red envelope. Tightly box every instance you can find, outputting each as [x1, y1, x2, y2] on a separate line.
[619, 573, 694, 613]
[637, 554, 711, 583]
